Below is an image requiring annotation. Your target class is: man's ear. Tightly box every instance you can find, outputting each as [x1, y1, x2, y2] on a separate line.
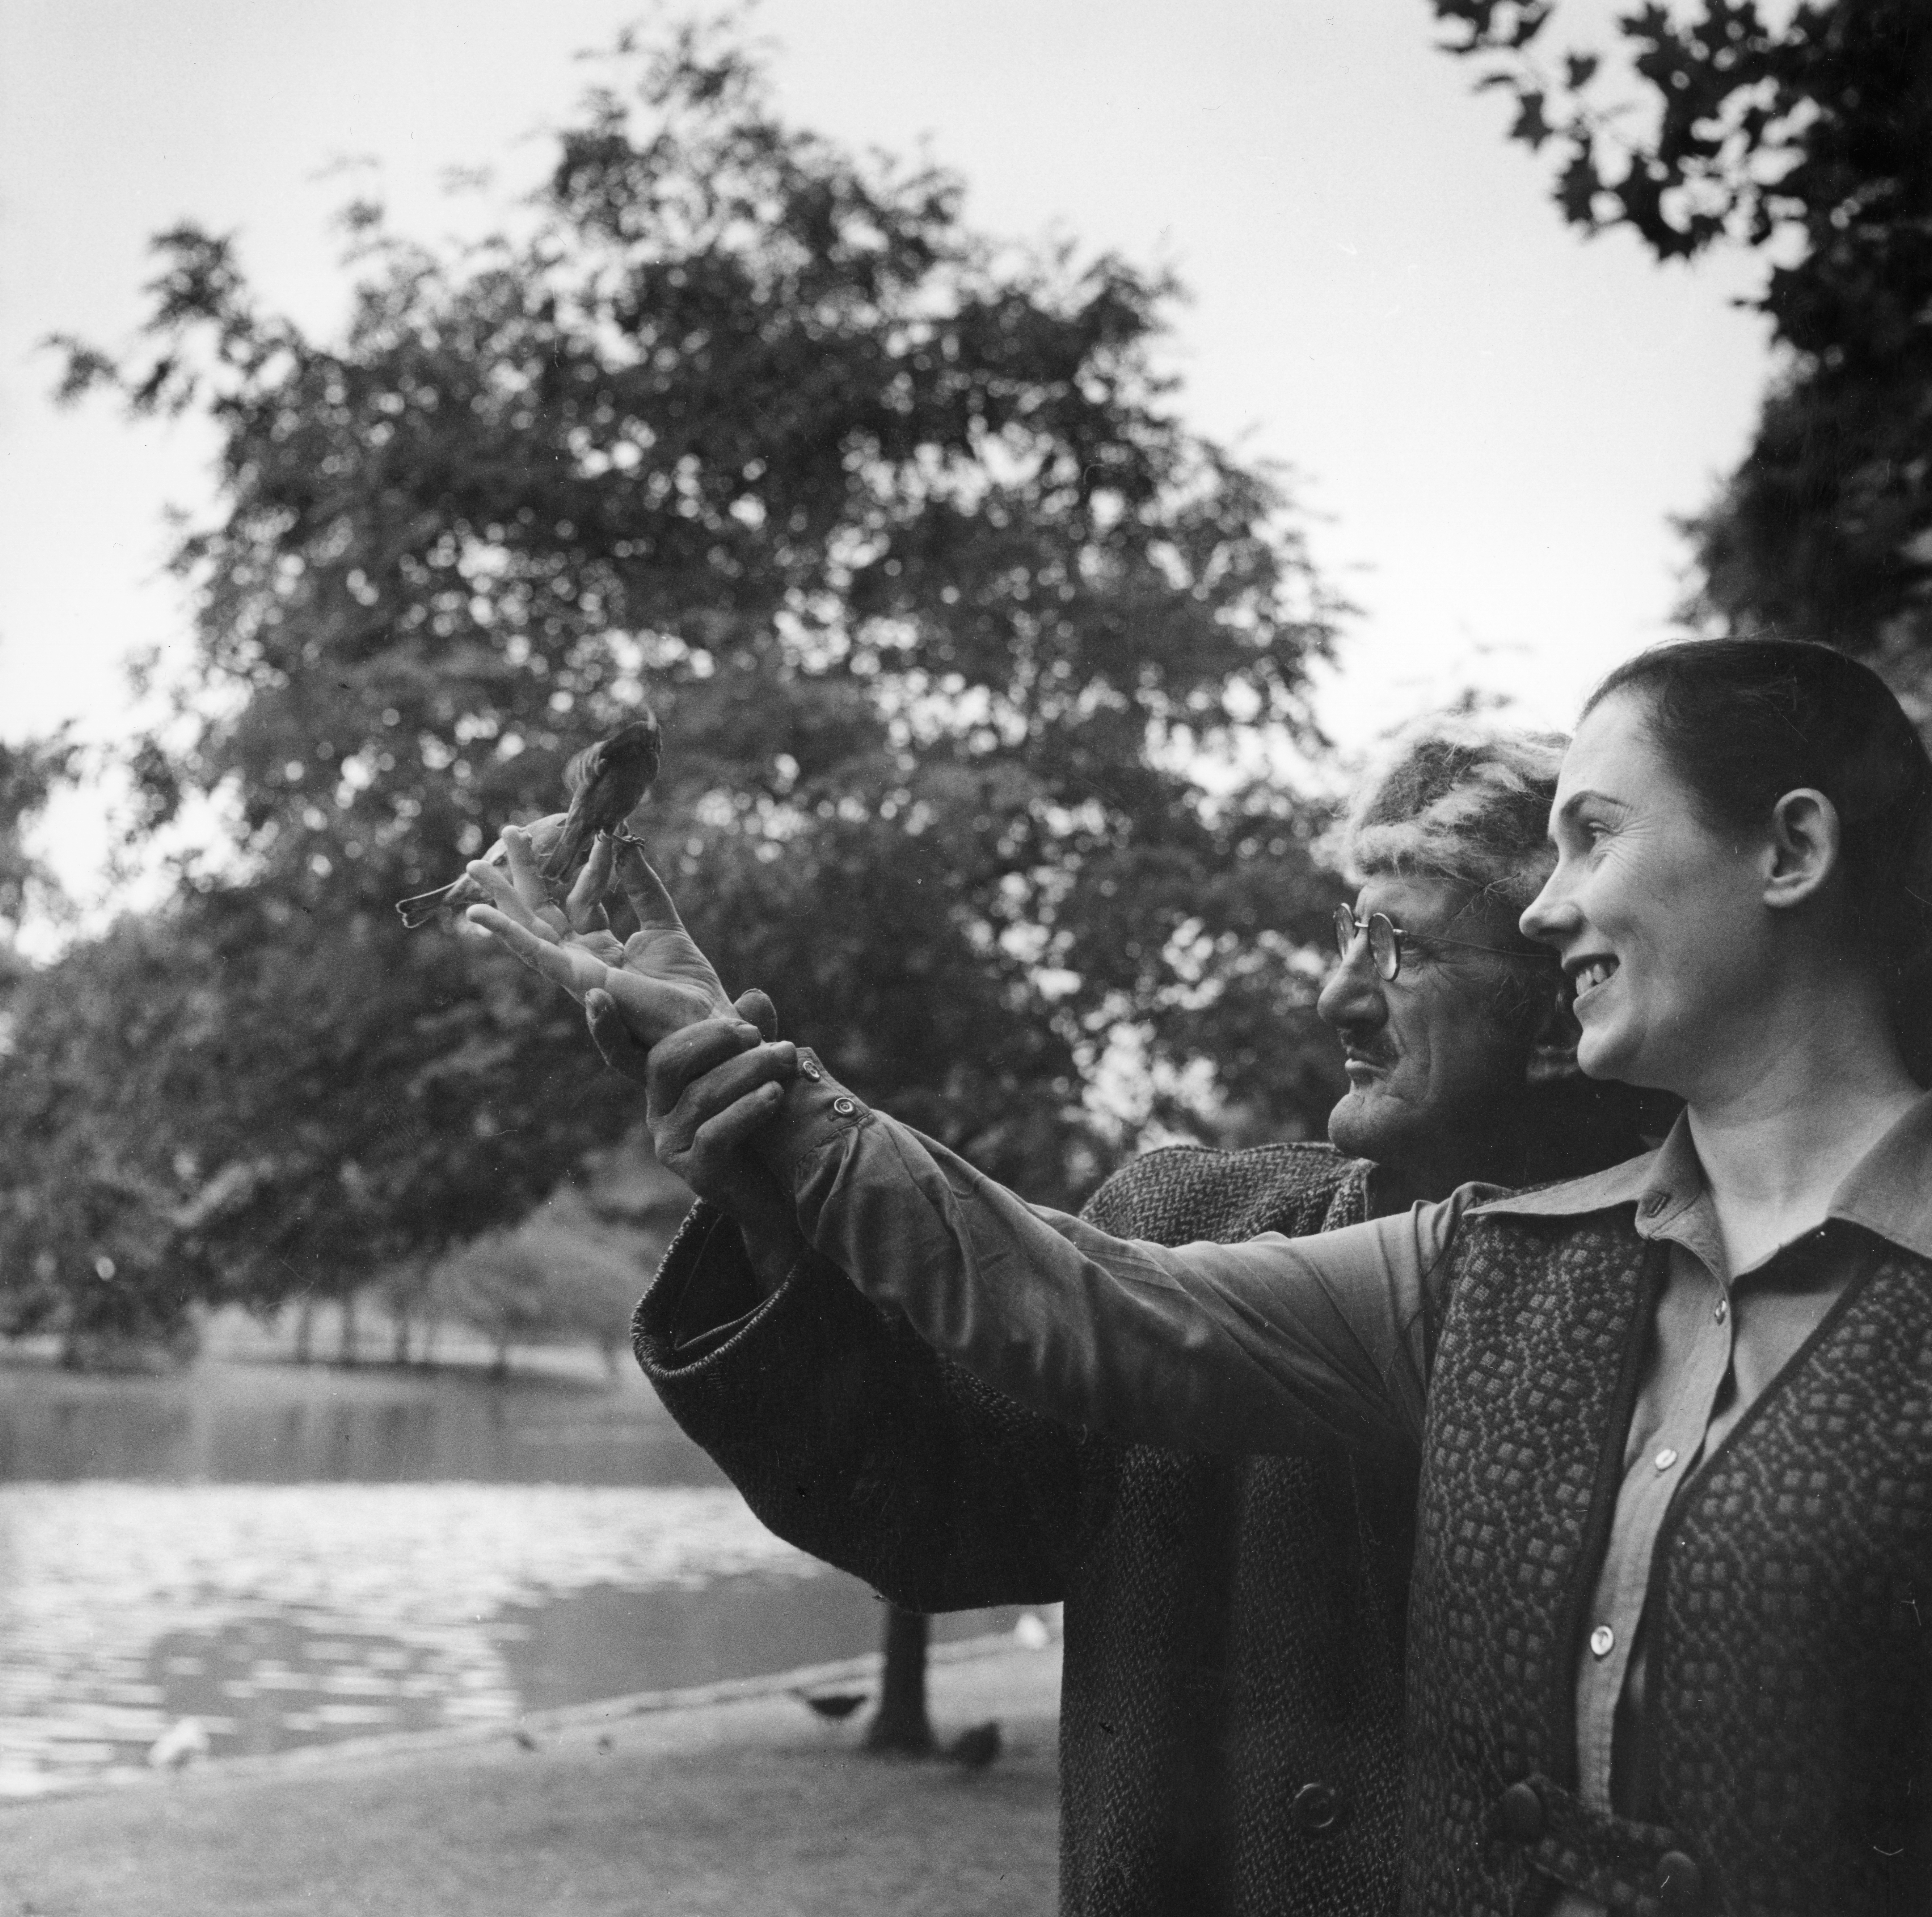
[1523, 978, 1582, 1087]
[1764, 787, 1841, 912]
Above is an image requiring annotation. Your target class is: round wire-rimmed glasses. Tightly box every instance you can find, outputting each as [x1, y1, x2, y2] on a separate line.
[1331, 904, 1528, 983]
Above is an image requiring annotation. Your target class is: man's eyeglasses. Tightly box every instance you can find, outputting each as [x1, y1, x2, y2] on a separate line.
[1331, 904, 1529, 983]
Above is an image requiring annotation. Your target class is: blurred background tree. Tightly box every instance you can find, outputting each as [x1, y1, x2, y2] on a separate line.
[10, 16, 1349, 1353]
[1435, 0, 1932, 706]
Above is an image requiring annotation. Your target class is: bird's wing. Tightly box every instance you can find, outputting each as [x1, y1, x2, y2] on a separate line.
[561, 741, 603, 798]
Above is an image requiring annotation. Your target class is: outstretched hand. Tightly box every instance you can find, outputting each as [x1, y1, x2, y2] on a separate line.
[463, 829, 733, 1048]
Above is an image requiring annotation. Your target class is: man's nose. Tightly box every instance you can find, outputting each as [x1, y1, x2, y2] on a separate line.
[1317, 944, 1387, 1032]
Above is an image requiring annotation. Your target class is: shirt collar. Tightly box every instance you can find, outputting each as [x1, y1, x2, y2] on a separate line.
[1473, 1090, 1932, 1264]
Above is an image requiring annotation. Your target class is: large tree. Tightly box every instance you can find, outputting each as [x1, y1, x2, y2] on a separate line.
[1434, 0, 1932, 695]
[24, 20, 1348, 1338]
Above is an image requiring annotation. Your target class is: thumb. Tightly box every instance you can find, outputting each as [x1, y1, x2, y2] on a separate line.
[733, 988, 778, 1041]
[585, 988, 650, 1084]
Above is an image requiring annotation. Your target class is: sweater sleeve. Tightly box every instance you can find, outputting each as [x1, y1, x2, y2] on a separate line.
[632, 1202, 1095, 1612]
[754, 1072, 1466, 1460]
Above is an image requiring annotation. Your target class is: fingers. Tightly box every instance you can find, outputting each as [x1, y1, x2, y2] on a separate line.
[565, 834, 616, 932]
[465, 855, 540, 926]
[645, 1018, 767, 1119]
[612, 840, 687, 934]
[500, 825, 554, 916]
[687, 1084, 790, 1162]
[648, 1033, 799, 1197]
[733, 988, 779, 1041]
[585, 988, 649, 1083]
[670, 1041, 797, 1134]
[465, 903, 607, 1001]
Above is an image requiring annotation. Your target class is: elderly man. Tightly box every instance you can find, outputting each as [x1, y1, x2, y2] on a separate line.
[477, 718, 1648, 1917]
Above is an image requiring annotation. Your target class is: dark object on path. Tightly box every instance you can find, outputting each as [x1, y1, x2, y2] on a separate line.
[512, 1729, 539, 1752]
[543, 713, 663, 882]
[794, 1689, 869, 1722]
[946, 1722, 1002, 1771]
[394, 709, 661, 927]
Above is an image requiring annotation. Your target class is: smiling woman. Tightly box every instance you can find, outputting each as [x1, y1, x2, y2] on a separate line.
[471, 638, 1932, 1915]
[1535, 641, 1932, 1099]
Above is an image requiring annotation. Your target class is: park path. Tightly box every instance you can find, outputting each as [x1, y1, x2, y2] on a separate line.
[0, 1637, 1060, 1917]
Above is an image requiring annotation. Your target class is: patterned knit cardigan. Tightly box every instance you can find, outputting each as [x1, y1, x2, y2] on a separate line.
[1403, 1208, 1932, 1916]
[634, 1142, 1410, 1917]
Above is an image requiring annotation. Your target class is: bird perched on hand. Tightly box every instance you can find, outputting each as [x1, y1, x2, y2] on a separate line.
[393, 709, 662, 928]
[393, 810, 574, 929]
[542, 712, 662, 883]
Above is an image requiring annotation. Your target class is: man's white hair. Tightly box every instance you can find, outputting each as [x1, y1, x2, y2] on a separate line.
[1339, 715, 1568, 917]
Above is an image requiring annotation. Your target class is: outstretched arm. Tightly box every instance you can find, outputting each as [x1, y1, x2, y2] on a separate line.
[467, 844, 1450, 1462]
[640, 1029, 1451, 1464]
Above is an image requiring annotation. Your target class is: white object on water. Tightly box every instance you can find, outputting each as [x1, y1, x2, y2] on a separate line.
[1012, 1612, 1052, 1651]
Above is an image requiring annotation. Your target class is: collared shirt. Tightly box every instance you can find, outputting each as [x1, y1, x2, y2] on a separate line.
[751, 1069, 1932, 1912]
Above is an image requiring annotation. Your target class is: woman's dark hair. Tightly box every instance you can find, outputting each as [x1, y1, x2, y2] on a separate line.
[1586, 637, 1932, 1083]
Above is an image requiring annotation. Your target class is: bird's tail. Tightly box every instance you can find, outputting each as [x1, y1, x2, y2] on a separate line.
[394, 890, 449, 929]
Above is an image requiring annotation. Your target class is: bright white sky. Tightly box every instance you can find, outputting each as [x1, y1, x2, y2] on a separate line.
[0, 0, 1772, 911]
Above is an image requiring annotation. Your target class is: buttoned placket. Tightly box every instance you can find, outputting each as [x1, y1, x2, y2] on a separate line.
[1568, 1184, 1737, 1819]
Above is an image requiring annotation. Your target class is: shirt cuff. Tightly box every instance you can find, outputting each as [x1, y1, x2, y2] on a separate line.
[755, 1047, 873, 1187]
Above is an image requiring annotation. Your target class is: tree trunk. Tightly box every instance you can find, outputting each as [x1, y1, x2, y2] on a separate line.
[391, 1310, 411, 1365]
[293, 1294, 315, 1365]
[338, 1292, 359, 1367]
[864, 1605, 933, 1754]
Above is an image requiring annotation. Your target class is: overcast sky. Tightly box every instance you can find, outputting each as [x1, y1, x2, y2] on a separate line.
[0, 0, 1773, 905]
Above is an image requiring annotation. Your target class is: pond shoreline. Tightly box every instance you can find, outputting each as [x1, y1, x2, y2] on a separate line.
[0, 1638, 1064, 1917]
[6, 1629, 1040, 1806]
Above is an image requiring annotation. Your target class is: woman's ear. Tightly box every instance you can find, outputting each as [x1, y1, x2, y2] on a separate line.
[1764, 787, 1842, 912]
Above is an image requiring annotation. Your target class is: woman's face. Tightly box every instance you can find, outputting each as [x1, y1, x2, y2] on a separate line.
[1520, 689, 1775, 1098]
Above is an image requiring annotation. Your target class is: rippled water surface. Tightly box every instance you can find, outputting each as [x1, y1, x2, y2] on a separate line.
[0, 1357, 1015, 1793]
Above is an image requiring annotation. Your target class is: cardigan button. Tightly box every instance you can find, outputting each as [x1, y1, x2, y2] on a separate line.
[1290, 1780, 1347, 1832]
[1493, 1780, 1543, 1843]
[1656, 1851, 1703, 1910]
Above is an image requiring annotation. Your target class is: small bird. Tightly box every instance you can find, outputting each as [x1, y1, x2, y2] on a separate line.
[946, 1720, 1003, 1770]
[394, 810, 573, 929]
[794, 1688, 870, 1722]
[541, 713, 663, 883]
[393, 707, 663, 929]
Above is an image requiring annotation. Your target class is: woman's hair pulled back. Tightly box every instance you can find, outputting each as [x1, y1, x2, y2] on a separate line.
[1586, 637, 1932, 1082]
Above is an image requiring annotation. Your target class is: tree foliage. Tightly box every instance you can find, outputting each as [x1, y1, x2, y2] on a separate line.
[1434, 0, 1932, 687]
[18, 20, 1348, 1336]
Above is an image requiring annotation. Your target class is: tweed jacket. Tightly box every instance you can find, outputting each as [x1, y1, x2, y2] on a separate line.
[634, 1142, 1410, 1917]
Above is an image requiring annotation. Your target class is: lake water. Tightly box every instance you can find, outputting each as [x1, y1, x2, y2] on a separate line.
[0, 1354, 1026, 1795]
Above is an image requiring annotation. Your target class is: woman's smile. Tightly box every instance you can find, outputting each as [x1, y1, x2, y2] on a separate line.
[1569, 954, 1618, 1008]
